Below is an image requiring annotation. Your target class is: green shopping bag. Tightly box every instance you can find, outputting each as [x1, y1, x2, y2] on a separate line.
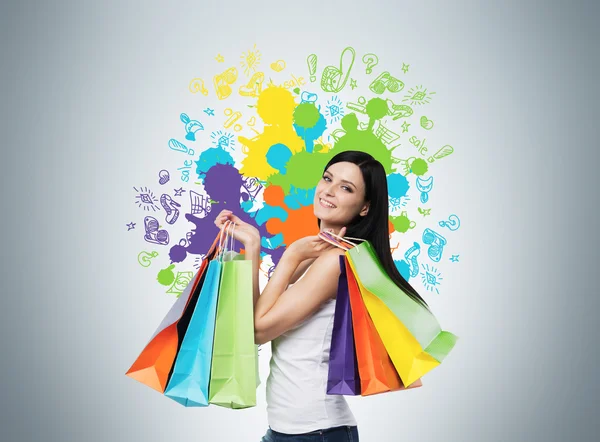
[345, 240, 457, 363]
[208, 223, 259, 409]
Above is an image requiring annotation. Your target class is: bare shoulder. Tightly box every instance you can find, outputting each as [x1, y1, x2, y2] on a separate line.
[290, 250, 344, 301]
[309, 248, 346, 277]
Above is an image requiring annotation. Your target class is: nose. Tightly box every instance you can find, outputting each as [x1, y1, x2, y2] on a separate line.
[324, 184, 336, 197]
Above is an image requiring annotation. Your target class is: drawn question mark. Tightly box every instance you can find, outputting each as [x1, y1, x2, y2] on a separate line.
[438, 214, 461, 231]
[188, 77, 208, 96]
[138, 251, 159, 267]
[362, 53, 379, 75]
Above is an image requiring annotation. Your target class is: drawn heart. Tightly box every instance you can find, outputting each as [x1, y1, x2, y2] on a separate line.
[270, 60, 286, 72]
[420, 116, 434, 130]
[247, 116, 256, 126]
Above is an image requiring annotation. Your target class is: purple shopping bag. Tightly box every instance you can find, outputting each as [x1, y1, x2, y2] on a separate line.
[327, 255, 361, 395]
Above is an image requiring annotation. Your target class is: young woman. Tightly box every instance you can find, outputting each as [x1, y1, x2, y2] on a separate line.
[213, 150, 429, 442]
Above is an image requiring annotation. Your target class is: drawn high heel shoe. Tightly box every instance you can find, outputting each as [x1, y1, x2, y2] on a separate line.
[160, 194, 181, 225]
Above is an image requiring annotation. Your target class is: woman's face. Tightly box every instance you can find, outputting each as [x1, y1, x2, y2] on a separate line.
[314, 161, 369, 227]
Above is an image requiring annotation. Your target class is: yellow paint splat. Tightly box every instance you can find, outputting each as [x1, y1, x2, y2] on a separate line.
[238, 86, 305, 180]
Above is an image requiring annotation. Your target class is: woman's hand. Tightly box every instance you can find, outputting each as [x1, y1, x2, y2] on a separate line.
[285, 226, 347, 262]
[214, 209, 261, 248]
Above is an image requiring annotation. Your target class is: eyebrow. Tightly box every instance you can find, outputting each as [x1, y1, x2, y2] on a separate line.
[324, 171, 356, 189]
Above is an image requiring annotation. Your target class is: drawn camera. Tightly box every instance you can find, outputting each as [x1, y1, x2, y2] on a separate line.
[422, 228, 447, 262]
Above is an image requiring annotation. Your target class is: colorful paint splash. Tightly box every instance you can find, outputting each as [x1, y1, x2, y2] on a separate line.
[126, 44, 461, 296]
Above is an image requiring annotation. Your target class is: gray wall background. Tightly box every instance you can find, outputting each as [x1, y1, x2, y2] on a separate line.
[1, 0, 599, 441]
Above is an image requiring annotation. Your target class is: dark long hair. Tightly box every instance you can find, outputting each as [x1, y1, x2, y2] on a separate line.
[318, 150, 430, 309]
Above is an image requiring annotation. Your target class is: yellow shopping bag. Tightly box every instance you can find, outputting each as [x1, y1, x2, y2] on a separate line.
[346, 253, 440, 387]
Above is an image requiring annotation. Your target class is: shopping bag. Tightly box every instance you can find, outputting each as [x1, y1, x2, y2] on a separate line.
[125, 227, 225, 393]
[319, 231, 457, 387]
[345, 257, 422, 395]
[208, 223, 258, 409]
[163, 258, 222, 406]
[326, 255, 361, 395]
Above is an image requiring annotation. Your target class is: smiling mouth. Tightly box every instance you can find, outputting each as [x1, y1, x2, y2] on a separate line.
[319, 198, 337, 209]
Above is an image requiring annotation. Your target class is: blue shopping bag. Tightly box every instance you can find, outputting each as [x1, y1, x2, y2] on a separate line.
[164, 259, 222, 406]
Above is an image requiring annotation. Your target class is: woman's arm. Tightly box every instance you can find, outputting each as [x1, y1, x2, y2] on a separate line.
[288, 258, 316, 285]
[252, 246, 302, 322]
[253, 248, 346, 345]
[242, 242, 314, 310]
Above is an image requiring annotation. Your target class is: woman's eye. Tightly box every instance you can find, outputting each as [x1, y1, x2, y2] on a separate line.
[323, 176, 351, 192]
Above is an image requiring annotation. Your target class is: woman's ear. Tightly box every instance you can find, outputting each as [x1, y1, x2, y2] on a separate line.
[360, 203, 370, 216]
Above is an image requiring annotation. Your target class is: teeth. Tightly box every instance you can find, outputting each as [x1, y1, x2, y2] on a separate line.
[320, 198, 336, 208]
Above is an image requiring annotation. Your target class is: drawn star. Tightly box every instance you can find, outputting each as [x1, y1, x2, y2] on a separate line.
[401, 121, 411, 133]
[215, 54, 224, 63]
[418, 207, 431, 216]
[450, 255, 460, 262]
[174, 187, 185, 197]
[203, 108, 215, 116]
[350, 79, 358, 90]
[402, 63, 410, 73]
[126, 222, 136, 231]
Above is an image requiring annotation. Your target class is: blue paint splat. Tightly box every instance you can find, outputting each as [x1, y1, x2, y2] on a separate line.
[261, 233, 284, 250]
[387, 173, 410, 199]
[254, 205, 288, 225]
[240, 198, 254, 213]
[283, 186, 316, 209]
[266, 143, 293, 173]
[394, 259, 411, 281]
[194, 147, 235, 178]
[293, 113, 327, 153]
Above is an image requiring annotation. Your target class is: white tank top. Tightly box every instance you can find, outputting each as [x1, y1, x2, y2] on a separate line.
[265, 261, 357, 434]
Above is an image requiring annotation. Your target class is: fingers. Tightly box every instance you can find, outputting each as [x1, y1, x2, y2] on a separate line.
[227, 213, 244, 224]
[215, 209, 235, 225]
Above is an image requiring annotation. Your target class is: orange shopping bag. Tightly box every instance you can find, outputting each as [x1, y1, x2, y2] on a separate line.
[125, 229, 225, 393]
[345, 257, 422, 396]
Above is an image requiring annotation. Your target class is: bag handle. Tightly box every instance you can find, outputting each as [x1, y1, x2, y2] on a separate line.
[317, 230, 367, 253]
[202, 222, 229, 262]
[219, 221, 237, 262]
[216, 220, 233, 261]
[318, 233, 350, 251]
[227, 222, 236, 255]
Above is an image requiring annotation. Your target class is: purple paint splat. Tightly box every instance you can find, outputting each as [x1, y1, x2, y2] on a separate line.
[167, 163, 285, 269]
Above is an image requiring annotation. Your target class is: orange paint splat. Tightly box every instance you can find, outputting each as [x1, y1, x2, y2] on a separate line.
[267, 205, 319, 245]
[388, 218, 395, 234]
[263, 184, 285, 206]
[264, 185, 319, 245]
